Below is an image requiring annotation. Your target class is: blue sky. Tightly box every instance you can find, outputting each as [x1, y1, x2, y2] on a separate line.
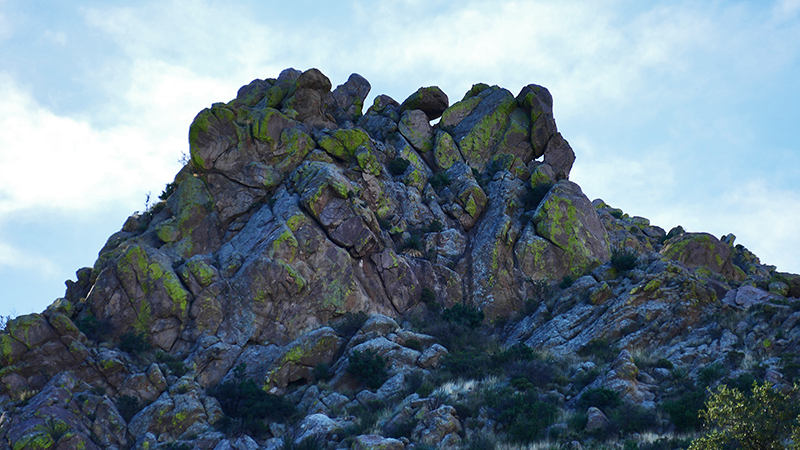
[1, 0, 799, 318]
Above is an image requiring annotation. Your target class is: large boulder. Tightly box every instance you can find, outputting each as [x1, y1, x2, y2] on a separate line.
[531, 180, 610, 277]
[399, 86, 449, 120]
[661, 232, 743, 281]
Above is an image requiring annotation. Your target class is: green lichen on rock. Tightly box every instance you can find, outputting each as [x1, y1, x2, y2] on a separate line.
[433, 130, 463, 170]
[533, 181, 610, 277]
[264, 327, 342, 389]
[118, 245, 190, 318]
[355, 145, 381, 176]
[439, 95, 483, 129]
[251, 108, 293, 149]
[188, 103, 237, 171]
[459, 100, 515, 167]
[319, 128, 371, 161]
[660, 232, 740, 280]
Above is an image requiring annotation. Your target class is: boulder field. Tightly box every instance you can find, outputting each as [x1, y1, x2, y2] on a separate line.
[1, 68, 798, 450]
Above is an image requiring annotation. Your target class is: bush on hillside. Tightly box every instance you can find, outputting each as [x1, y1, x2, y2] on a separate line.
[348, 349, 389, 390]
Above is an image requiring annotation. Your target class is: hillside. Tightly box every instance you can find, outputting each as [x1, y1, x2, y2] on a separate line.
[1, 68, 799, 450]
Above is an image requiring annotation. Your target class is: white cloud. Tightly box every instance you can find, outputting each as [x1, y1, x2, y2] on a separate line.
[0, 240, 59, 276]
[0, 72, 184, 215]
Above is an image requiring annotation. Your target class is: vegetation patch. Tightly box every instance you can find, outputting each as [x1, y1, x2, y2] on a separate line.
[387, 158, 411, 176]
[208, 364, 296, 437]
[119, 331, 152, 355]
[347, 349, 389, 390]
[611, 247, 638, 272]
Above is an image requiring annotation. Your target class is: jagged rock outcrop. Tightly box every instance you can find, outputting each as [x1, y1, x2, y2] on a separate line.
[1, 67, 797, 450]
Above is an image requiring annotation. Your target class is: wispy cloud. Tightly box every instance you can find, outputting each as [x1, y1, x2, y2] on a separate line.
[0, 72, 180, 215]
[0, 240, 59, 276]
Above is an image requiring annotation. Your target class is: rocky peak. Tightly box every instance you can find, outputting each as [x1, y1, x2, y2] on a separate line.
[1, 68, 798, 450]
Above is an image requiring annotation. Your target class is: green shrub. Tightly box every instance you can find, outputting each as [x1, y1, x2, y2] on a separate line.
[559, 275, 575, 289]
[119, 331, 151, 355]
[609, 404, 659, 435]
[387, 158, 411, 176]
[117, 395, 144, 422]
[697, 362, 727, 387]
[159, 181, 178, 201]
[429, 172, 451, 189]
[485, 387, 557, 444]
[577, 338, 619, 364]
[571, 367, 601, 392]
[441, 303, 484, 328]
[505, 360, 558, 389]
[76, 314, 112, 342]
[689, 382, 800, 450]
[663, 389, 706, 432]
[155, 351, 188, 377]
[397, 231, 423, 253]
[578, 388, 621, 411]
[348, 349, 389, 390]
[781, 354, 800, 383]
[654, 358, 674, 370]
[726, 372, 757, 393]
[424, 219, 443, 233]
[611, 247, 638, 272]
[439, 349, 498, 381]
[464, 433, 496, 450]
[493, 343, 536, 367]
[313, 363, 333, 382]
[331, 311, 368, 338]
[208, 364, 295, 437]
[420, 287, 436, 306]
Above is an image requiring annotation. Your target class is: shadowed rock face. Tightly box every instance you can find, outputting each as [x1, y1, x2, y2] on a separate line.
[2, 67, 794, 450]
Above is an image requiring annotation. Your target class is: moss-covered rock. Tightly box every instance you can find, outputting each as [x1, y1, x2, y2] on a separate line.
[661, 232, 742, 281]
[448, 88, 517, 171]
[264, 326, 343, 390]
[398, 109, 434, 153]
[188, 103, 237, 172]
[533, 180, 610, 277]
[432, 130, 463, 170]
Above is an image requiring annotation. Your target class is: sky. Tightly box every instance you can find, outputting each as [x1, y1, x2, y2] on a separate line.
[1, 0, 799, 318]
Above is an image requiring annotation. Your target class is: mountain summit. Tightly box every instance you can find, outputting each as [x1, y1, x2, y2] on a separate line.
[1, 68, 798, 450]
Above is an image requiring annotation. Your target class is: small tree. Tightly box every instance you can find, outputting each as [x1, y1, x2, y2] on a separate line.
[689, 382, 800, 450]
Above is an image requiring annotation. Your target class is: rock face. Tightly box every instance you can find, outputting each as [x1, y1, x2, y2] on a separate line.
[0, 67, 797, 450]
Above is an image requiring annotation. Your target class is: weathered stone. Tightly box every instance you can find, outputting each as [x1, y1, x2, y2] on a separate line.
[543, 132, 575, 180]
[413, 404, 462, 450]
[330, 73, 371, 123]
[517, 84, 557, 158]
[264, 327, 344, 390]
[433, 130, 463, 171]
[446, 88, 517, 171]
[417, 343, 448, 369]
[661, 232, 741, 281]
[353, 434, 404, 450]
[398, 109, 434, 153]
[585, 406, 610, 432]
[400, 86, 449, 120]
[532, 180, 610, 277]
[445, 162, 487, 230]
